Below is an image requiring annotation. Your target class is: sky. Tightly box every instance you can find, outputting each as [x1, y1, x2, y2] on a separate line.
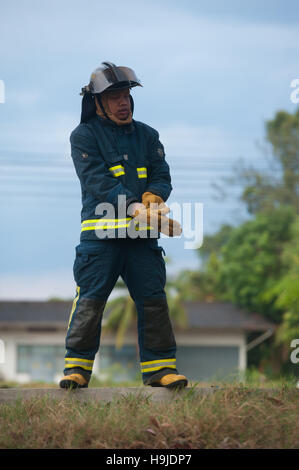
[0, 0, 299, 300]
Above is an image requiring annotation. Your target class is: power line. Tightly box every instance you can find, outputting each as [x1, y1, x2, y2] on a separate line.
[0, 160, 281, 171]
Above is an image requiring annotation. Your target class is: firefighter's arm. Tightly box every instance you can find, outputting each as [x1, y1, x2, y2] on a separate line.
[144, 130, 173, 203]
[70, 128, 138, 213]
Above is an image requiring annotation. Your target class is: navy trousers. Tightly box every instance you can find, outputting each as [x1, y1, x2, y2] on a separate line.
[64, 238, 177, 384]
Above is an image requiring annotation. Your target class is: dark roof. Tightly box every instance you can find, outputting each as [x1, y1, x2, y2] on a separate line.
[0, 301, 72, 325]
[183, 301, 275, 331]
[0, 300, 275, 331]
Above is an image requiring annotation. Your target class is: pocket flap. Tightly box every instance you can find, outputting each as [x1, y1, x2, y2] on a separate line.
[105, 151, 125, 164]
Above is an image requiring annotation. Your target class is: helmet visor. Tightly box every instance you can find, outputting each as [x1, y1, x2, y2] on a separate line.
[90, 66, 141, 94]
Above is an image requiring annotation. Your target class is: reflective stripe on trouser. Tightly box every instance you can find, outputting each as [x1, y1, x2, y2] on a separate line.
[140, 358, 176, 373]
[63, 238, 177, 384]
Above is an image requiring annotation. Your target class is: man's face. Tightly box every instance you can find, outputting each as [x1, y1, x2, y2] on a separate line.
[105, 88, 131, 120]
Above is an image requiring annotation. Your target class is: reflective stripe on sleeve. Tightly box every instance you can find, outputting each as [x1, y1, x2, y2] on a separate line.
[137, 167, 147, 178]
[109, 165, 125, 177]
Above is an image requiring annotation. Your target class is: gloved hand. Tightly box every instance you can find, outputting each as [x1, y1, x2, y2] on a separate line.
[142, 191, 170, 214]
[127, 202, 182, 237]
[142, 191, 165, 207]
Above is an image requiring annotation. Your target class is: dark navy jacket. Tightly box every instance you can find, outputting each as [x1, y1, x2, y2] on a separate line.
[70, 115, 173, 241]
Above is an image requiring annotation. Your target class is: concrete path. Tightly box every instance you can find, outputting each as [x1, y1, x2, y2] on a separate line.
[0, 386, 219, 404]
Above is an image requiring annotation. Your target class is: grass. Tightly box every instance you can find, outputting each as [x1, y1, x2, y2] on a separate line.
[0, 380, 298, 449]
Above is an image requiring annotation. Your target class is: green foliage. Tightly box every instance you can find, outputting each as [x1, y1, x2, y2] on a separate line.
[178, 108, 299, 372]
[219, 205, 296, 321]
[197, 224, 235, 266]
[261, 216, 299, 344]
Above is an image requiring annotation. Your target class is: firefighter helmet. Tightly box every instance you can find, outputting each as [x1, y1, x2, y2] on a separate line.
[80, 61, 142, 96]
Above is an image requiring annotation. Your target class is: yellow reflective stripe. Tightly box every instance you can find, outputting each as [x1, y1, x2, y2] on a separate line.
[140, 358, 176, 366]
[140, 358, 176, 373]
[81, 225, 154, 231]
[65, 364, 93, 371]
[65, 358, 94, 364]
[67, 286, 80, 329]
[81, 218, 155, 231]
[82, 218, 132, 225]
[109, 165, 125, 177]
[137, 167, 147, 178]
[109, 165, 124, 171]
[82, 224, 131, 231]
[141, 365, 176, 373]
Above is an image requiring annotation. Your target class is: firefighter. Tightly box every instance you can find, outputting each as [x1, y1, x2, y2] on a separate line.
[59, 62, 188, 390]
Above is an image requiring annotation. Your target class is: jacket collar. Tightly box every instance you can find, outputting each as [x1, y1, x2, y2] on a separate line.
[95, 115, 135, 134]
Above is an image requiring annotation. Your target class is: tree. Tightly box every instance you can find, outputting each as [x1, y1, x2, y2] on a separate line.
[174, 253, 225, 302]
[197, 224, 235, 267]
[261, 215, 299, 344]
[211, 108, 299, 215]
[219, 205, 296, 321]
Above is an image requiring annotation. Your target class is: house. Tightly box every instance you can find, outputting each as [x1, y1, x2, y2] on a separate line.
[0, 300, 275, 384]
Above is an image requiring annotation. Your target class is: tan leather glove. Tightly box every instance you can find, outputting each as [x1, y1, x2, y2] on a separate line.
[141, 191, 170, 216]
[128, 203, 182, 237]
[142, 191, 164, 208]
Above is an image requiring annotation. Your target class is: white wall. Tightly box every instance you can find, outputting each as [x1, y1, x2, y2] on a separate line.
[0, 331, 100, 384]
[0, 328, 247, 383]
